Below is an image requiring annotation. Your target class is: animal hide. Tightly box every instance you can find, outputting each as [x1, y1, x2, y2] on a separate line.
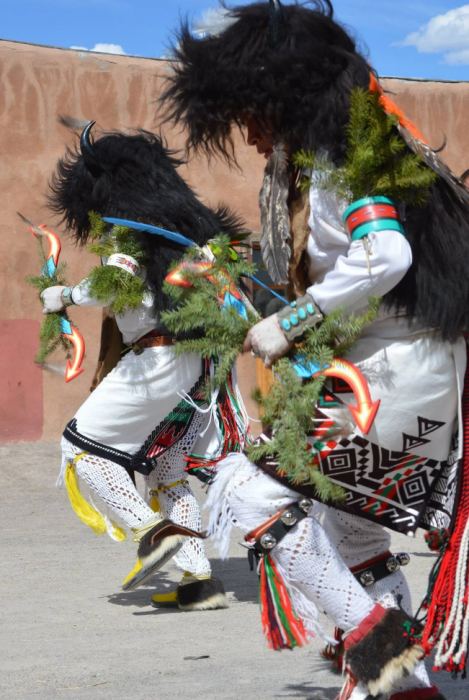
[399, 124, 469, 207]
[259, 143, 291, 285]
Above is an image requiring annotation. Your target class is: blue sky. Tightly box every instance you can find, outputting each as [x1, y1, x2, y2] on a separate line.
[2, 1, 469, 80]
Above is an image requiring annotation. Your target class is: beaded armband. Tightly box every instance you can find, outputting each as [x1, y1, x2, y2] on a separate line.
[343, 196, 405, 242]
[60, 286, 75, 307]
[277, 294, 323, 342]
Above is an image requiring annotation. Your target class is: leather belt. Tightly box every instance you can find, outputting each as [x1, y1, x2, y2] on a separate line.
[123, 330, 176, 355]
[133, 335, 175, 353]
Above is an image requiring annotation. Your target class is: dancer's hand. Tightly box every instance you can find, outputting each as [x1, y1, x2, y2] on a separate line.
[40, 286, 66, 313]
[243, 314, 294, 368]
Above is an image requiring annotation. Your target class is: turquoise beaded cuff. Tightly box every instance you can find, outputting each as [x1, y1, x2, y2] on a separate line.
[343, 196, 405, 241]
[60, 286, 75, 307]
[277, 294, 323, 342]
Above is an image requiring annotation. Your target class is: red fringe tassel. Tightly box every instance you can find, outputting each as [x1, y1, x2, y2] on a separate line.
[421, 347, 469, 676]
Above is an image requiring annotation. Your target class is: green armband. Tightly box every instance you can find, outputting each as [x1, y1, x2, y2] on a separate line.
[277, 294, 323, 342]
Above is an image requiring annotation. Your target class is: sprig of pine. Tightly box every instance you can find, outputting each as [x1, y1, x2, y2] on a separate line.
[26, 237, 74, 362]
[85, 214, 148, 314]
[247, 298, 380, 502]
[162, 235, 258, 393]
[292, 88, 437, 205]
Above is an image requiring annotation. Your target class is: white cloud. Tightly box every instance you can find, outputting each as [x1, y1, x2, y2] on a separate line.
[400, 5, 469, 64]
[70, 43, 127, 55]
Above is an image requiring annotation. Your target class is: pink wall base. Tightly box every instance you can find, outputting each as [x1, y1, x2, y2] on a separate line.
[0, 319, 43, 442]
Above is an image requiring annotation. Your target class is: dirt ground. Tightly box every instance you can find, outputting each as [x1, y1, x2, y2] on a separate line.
[0, 442, 465, 700]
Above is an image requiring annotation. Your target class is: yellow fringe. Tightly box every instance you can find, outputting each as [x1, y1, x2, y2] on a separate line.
[150, 495, 160, 512]
[65, 456, 126, 541]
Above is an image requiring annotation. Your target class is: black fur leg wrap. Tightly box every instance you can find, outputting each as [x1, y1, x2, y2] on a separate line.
[177, 577, 228, 611]
[123, 520, 207, 591]
[345, 606, 423, 697]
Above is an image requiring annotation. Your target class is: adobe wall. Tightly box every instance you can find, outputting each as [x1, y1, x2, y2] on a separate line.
[1, 40, 468, 442]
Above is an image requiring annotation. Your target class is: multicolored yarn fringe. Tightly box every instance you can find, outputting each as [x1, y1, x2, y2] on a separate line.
[259, 553, 308, 651]
[425, 528, 451, 553]
[322, 627, 345, 674]
[420, 347, 469, 677]
[185, 367, 249, 483]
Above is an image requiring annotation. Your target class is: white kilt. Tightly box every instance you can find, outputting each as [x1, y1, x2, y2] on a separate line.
[72, 347, 207, 455]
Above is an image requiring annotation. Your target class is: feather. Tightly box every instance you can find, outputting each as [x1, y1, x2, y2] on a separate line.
[192, 8, 238, 38]
[259, 144, 291, 285]
[58, 115, 91, 132]
[398, 124, 469, 208]
[101, 217, 197, 249]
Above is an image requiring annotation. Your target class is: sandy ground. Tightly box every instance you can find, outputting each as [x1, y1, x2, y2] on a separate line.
[0, 442, 466, 700]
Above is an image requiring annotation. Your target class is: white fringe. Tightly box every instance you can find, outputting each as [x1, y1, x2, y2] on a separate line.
[56, 436, 73, 487]
[205, 452, 251, 559]
[230, 362, 250, 448]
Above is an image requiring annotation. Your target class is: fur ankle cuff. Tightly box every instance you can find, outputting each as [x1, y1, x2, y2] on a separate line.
[345, 605, 423, 697]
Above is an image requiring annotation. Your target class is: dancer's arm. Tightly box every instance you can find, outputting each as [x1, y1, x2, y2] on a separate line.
[40, 276, 109, 313]
[244, 228, 412, 367]
[307, 229, 412, 316]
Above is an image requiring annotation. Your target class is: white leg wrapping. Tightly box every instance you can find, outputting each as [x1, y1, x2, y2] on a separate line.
[323, 508, 431, 694]
[61, 437, 154, 531]
[206, 456, 375, 639]
[148, 411, 211, 576]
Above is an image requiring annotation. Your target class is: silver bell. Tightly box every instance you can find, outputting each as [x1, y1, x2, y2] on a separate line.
[386, 556, 400, 573]
[281, 510, 297, 527]
[396, 552, 410, 566]
[298, 498, 313, 513]
[260, 533, 277, 550]
[360, 571, 375, 587]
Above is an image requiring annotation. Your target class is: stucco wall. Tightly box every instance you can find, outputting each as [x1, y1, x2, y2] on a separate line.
[1, 40, 468, 442]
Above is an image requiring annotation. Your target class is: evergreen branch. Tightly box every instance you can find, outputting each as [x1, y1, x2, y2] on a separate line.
[294, 88, 437, 206]
[163, 234, 381, 504]
[26, 237, 72, 363]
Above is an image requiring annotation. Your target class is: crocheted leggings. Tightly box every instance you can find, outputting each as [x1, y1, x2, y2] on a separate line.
[323, 508, 431, 693]
[61, 410, 210, 576]
[207, 457, 430, 694]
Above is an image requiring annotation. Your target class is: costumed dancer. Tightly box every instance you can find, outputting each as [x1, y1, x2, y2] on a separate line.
[43, 124, 247, 610]
[161, 1, 469, 696]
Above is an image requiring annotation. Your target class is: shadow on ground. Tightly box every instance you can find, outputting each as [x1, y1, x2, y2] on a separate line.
[278, 682, 339, 699]
[106, 555, 259, 609]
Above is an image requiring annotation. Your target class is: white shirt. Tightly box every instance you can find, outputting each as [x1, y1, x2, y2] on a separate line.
[306, 185, 413, 318]
[70, 259, 158, 345]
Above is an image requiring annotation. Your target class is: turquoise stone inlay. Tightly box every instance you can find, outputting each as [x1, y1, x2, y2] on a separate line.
[306, 302, 314, 314]
[298, 308, 307, 320]
[290, 314, 299, 326]
[282, 319, 291, 331]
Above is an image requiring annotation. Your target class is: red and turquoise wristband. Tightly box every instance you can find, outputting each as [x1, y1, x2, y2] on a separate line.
[343, 196, 405, 241]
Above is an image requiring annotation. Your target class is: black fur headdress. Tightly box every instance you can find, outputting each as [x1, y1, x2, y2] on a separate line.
[162, 1, 371, 163]
[162, 1, 469, 340]
[49, 127, 242, 314]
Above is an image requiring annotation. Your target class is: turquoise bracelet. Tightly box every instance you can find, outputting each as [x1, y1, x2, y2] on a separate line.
[343, 196, 405, 241]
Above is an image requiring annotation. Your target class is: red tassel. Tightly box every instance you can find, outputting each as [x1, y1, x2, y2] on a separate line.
[335, 670, 358, 700]
[259, 554, 308, 651]
[421, 347, 469, 676]
[322, 627, 345, 674]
